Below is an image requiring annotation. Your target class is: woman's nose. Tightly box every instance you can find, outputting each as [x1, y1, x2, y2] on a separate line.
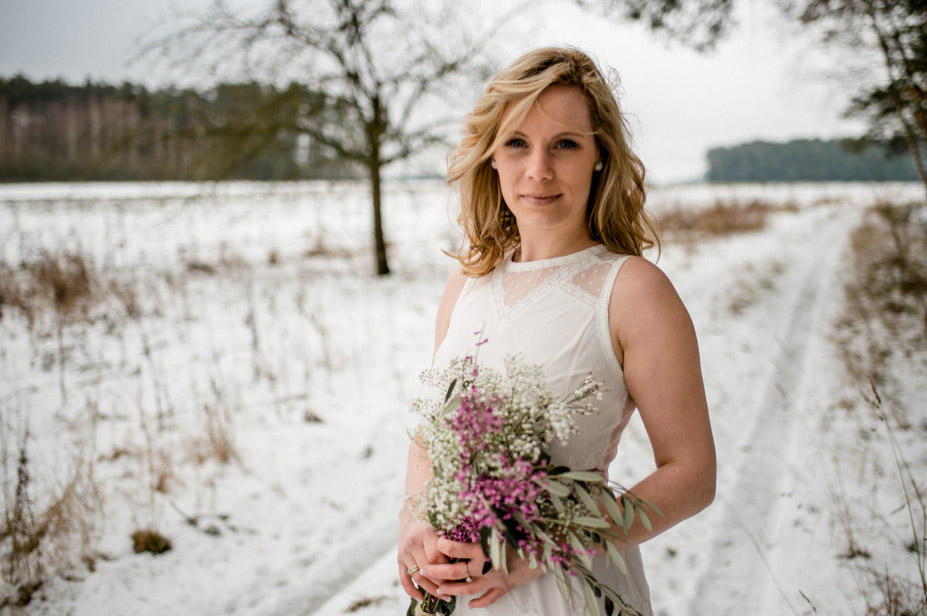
[526, 149, 553, 181]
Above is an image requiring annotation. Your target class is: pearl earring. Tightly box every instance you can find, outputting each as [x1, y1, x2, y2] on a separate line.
[490, 160, 497, 169]
[594, 161, 603, 172]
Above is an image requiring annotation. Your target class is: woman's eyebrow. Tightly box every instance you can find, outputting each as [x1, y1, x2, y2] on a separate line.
[508, 129, 588, 140]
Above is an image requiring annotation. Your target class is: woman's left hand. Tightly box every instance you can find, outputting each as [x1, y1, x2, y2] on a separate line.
[421, 536, 545, 609]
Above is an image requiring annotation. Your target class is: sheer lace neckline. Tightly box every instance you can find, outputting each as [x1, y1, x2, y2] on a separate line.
[503, 244, 606, 272]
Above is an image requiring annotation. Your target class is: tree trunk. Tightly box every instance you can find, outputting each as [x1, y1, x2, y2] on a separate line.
[370, 160, 389, 275]
[369, 101, 390, 276]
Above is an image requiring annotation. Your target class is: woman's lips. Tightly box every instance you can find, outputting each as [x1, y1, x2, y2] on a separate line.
[521, 193, 561, 205]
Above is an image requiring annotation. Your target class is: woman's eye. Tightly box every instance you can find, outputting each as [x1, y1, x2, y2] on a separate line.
[555, 139, 578, 150]
[505, 138, 527, 148]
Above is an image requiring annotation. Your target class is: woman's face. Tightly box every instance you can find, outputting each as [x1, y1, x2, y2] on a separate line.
[492, 85, 599, 240]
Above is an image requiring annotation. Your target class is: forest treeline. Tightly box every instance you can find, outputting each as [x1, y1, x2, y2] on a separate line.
[706, 138, 922, 182]
[4, 75, 925, 184]
[0, 75, 363, 181]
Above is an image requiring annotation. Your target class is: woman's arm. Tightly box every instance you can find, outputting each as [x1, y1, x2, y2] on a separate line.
[397, 268, 469, 602]
[607, 256, 716, 546]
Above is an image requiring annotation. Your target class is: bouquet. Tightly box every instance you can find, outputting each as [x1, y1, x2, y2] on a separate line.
[408, 345, 658, 616]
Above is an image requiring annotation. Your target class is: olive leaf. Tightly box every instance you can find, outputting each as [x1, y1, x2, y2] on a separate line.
[574, 483, 601, 516]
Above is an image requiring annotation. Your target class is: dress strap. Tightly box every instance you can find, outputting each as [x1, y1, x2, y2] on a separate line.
[595, 254, 633, 378]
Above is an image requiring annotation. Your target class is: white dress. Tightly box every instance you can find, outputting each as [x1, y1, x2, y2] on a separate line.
[432, 244, 653, 616]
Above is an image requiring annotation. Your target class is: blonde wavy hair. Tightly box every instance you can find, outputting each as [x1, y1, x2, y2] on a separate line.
[447, 46, 659, 277]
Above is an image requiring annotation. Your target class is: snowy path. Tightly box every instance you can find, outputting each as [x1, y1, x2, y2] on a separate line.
[683, 207, 860, 614]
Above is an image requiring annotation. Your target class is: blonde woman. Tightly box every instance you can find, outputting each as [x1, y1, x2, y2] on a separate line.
[399, 47, 716, 615]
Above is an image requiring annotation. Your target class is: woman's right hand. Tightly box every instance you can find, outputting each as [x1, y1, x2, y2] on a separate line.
[398, 515, 449, 602]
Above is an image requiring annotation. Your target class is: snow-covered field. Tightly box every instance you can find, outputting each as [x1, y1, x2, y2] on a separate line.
[0, 180, 924, 616]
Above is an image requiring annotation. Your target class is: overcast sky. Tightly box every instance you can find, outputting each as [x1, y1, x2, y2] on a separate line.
[0, 0, 871, 183]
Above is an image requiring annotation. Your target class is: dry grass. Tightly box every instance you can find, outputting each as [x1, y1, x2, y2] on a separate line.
[856, 565, 927, 616]
[29, 252, 95, 319]
[0, 251, 101, 402]
[656, 199, 798, 242]
[832, 200, 927, 615]
[188, 399, 238, 466]
[1, 431, 99, 608]
[836, 202, 927, 418]
[130, 529, 172, 555]
[0, 262, 27, 324]
[345, 595, 387, 612]
[0, 251, 98, 327]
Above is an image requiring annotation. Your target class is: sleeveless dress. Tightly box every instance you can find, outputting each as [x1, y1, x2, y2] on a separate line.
[432, 244, 653, 616]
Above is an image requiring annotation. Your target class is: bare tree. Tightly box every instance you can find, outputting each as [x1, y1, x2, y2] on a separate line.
[141, 0, 513, 275]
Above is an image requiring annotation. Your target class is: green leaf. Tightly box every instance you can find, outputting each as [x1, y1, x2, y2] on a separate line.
[528, 551, 538, 570]
[637, 507, 652, 533]
[605, 540, 628, 575]
[490, 526, 503, 573]
[550, 493, 566, 515]
[573, 516, 611, 529]
[443, 378, 458, 403]
[501, 514, 523, 549]
[604, 595, 615, 616]
[601, 489, 624, 529]
[534, 526, 555, 545]
[575, 483, 600, 516]
[407, 598, 417, 616]
[583, 581, 598, 616]
[553, 565, 571, 604]
[479, 526, 491, 558]
[545, 480, 571, 498]
[438, 597, 456, 615]
[568, 532, 593, 569]
[621, 497, 635, 533]
[493, 525, 508, 572]
[554, 470, 607, 483]
[448, 395, 463, 413]
[638, 495, 663, 517]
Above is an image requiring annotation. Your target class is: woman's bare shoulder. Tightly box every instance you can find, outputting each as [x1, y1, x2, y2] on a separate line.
[434, 268, 470, 355]
[438, 268, 469, 311]
[608, 256, 693, 353]
[611, 255, 681, 305]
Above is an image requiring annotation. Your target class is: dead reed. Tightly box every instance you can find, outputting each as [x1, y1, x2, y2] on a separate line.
[656, 199, 798, 241]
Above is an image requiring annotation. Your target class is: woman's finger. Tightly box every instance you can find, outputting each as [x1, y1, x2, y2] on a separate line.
[435, 537, 484, 560]
[433, 573, 494, 598]
[423, 532, 450, 565]
[398, 562, 424, 601]
[468, 586, 509, 609]
[420, 560, 470, 582]
[414, 571, 442, 597]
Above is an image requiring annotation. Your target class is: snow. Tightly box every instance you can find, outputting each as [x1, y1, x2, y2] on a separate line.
[0, 180, 924, 616]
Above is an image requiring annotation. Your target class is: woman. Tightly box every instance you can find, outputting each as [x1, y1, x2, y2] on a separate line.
[398, 47, 716, 615]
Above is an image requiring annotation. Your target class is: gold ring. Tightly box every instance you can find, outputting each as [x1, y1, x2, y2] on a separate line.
[406, 565, 420, 576]
[464, 560, 472, 583]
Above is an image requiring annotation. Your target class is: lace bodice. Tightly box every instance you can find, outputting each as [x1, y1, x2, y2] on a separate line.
[433, 244, 636, 472]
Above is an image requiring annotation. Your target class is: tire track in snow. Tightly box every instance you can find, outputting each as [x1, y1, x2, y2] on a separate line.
[686, 209, 859, 615]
